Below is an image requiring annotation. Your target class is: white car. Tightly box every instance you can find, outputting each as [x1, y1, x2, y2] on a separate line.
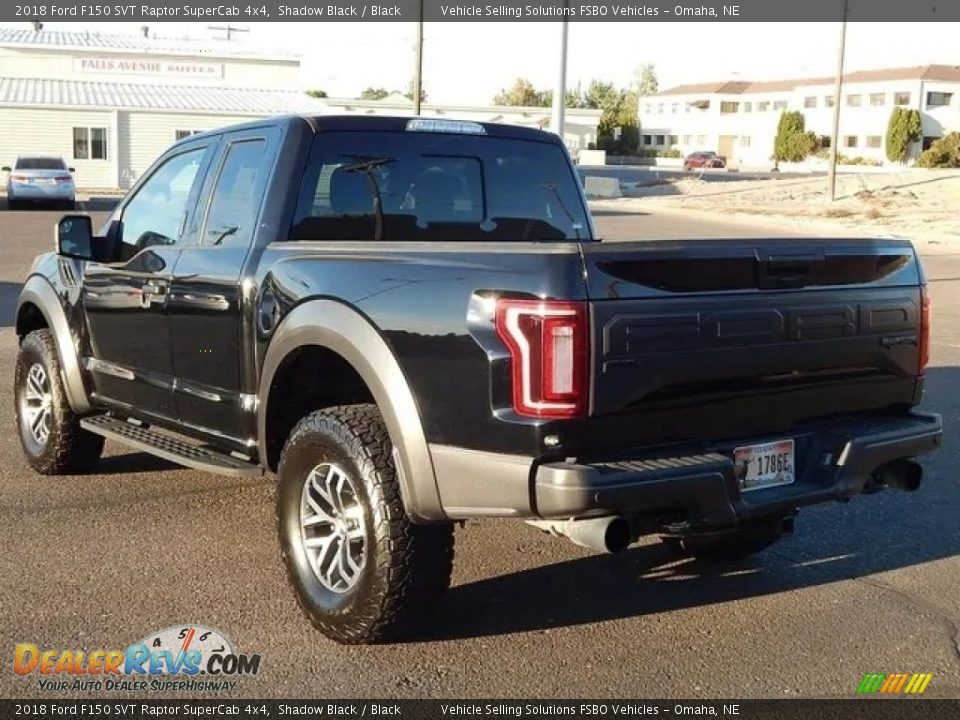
[3, 156, 76, 210]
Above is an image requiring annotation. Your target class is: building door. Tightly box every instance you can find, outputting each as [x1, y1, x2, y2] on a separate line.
[718, 135, 736, 162]
[82, 140, 215, 421]
[167, 126, 280, 449]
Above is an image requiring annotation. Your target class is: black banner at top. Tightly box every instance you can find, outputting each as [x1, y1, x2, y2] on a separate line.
[1, 0, 955, 23]
[2, 699, 960, 720]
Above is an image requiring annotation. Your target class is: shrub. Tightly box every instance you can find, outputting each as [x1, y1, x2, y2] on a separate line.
[916, 133, 960, 168]
[773, 111, 817, 162]
[885, 107, 922, 163]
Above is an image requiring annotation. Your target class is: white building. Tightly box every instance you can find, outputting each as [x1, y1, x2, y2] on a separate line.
[0, 28, 601, 190]
[0, 28, 325, 189]
[639, 65, 960, 167]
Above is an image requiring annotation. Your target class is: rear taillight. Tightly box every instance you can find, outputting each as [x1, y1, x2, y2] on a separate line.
[54, 175, 72, 183]
[919, 286, 931, 374]
[495, 299, 589, 418]
[10, 175, 29, 182]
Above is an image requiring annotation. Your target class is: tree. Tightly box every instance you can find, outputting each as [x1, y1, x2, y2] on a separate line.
[773, 111, 817, 163]
[359, 87, 390, 100]
[916, 132, 960, 168]
[404, 80, 427, 103]
[634, 63, 659, 98]
[493, 78, 549, 107]
[305, 89, 328, 99]
[885, 107, 922, 163]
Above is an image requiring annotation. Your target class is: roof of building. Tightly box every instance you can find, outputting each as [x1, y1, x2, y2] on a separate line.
[0, 28, 298, 61]
[0, 77, 325, 115]
[657, 65, 960, 96]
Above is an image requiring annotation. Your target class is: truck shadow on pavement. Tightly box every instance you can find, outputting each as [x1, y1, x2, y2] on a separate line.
[0, 281, 22, 327]
[426, 367, 956, 642]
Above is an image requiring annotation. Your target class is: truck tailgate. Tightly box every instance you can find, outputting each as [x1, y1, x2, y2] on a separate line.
[578, 238, 923, 452]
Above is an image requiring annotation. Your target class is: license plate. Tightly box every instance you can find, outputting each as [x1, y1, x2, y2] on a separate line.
[734, 439, 795, 491]
[36, 178, 54, 186]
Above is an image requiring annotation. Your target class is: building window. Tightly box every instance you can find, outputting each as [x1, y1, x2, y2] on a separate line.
[894, 91, 911, 105]
[923, 136, 941, 150]
[644, 104, 652, 114]
[743, 102, 752, 112]
[926, 92, 953, 107]
[697, 135, 706, 145]
[740, 136, 751, 148]
[819, 136, 831, 149]
[655, 135, 665, 146]
[825, 95, 835, 108]
[668, 135, 679, 145]
[657, 103, 664, 114]
[844, 136, 858, 148]
[773, 100, 787, 111]
[683, 135, 692, 144]
[720, 101, 739, 114]
[73, 127, 107, 160]
[869, 93, 885, 106]
[866, 136, 882, 148]
[846, 94, 862, 107]
[804, 96, 817, 108]
[642, 134, 652, 146]
[175, 130, 203, 141]
[671, 103, 679, 113]
[757, 101, 769, 112]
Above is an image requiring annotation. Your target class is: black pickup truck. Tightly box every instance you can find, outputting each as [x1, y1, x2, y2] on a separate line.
[15, 115, 941, 644]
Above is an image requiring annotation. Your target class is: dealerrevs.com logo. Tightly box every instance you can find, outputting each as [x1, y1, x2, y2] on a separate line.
[14, 625, 261, 693]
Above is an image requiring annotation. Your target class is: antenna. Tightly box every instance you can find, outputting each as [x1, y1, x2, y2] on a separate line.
[31, 21, 43, 32]
[207, 24, 249, 41]
[140, 26, 150, 38]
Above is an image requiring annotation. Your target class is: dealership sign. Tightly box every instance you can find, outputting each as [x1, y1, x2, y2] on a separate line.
[74, 57, 223, 79]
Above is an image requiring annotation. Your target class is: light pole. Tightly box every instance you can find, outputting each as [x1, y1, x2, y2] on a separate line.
[413, 0, 424, 115]
[550, 2, 570, 138]
[827, 0, 848, 201]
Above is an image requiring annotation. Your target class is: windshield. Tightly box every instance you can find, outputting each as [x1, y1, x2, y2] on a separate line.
[16, 157, 66, 170]
[291, 130, 590, 242]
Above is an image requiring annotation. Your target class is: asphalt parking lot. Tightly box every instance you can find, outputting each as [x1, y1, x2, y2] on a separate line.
[1, 206, 958, 700]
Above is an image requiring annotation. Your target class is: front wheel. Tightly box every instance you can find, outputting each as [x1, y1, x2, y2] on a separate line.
[15, 329, 104, 474]
[276, 404, 454, 644]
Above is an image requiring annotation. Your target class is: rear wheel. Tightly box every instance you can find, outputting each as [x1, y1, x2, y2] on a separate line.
[276, 404, 454, 644]
[665, 515, 789, 562]
[15, 329, 104, 474]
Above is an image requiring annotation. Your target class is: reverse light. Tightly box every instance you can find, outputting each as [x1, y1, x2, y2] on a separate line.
[495, 299, 589, 418]
[919, 286, 931, 374]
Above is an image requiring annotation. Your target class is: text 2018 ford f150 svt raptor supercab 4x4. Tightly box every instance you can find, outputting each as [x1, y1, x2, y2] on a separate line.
[15, 115, 941, 643]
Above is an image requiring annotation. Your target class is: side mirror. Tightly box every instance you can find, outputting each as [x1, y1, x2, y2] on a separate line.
[56, 214, 94, 260]
[68, 167, 75, 173]
[1, 166, 10, 172]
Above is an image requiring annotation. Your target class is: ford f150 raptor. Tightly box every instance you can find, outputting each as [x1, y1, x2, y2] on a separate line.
[15, 115, 942, 643]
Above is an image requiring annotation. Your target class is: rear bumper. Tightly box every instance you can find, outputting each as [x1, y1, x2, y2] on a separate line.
[533, 412, 942, 526]
[9, 184, 75, 200]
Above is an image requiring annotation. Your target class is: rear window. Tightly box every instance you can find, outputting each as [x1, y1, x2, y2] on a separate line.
[16, 157, 66, 170]
[290, 130, 590, 242]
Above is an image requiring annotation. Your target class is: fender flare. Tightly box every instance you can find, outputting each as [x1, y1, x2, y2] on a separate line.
[17, 275, 92, 414]
[257, 299, 446, 522]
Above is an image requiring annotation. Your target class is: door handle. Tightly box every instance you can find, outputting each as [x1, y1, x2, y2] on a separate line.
[140, 278, 169, 308]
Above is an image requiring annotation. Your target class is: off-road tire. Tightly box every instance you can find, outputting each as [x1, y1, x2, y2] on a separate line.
[667, 516, 785, 562]
[276, 404, 454, 644]
[15, 329, 104, 474]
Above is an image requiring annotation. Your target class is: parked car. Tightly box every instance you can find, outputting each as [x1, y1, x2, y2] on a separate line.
[14, 115, 941, 644]
[683, 150, 726, 171]
[3, 156, 75, 210]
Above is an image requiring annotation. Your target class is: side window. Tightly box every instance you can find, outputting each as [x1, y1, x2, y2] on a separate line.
[202, 139, 268, 247]
[120, 147, 207, 254]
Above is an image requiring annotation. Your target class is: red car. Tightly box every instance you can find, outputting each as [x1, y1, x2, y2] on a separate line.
[683, 151, 726, 171]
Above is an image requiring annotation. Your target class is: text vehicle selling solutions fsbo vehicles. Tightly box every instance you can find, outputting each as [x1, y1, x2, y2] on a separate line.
[14, 115, 941, 643]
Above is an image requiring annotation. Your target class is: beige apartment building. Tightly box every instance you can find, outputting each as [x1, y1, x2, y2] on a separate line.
[639, 65, 960, 166]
